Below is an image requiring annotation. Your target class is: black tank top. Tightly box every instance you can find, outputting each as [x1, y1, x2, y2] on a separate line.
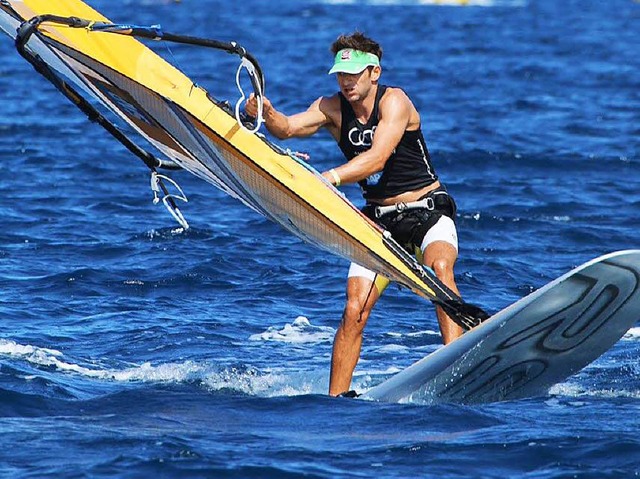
[337, 85, 438, 200]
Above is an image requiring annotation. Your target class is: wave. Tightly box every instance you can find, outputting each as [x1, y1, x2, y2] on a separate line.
[249, 316, 335, 344]
[549, 382, 640, 401]
[2, 316, 637, 404]
[0, 338, 328, 398]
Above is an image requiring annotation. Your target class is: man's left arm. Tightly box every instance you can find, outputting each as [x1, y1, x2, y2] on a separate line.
[322, 89, 411, 186]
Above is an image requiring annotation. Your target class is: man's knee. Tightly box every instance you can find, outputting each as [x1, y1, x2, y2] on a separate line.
[431, 256, 454, 279]
[341, 298, 371, 334]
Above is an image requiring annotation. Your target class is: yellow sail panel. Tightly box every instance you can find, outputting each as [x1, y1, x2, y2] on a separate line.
[2, 0, 449, 304]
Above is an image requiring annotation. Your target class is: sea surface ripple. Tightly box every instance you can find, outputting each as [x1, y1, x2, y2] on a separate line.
[0, 0, 639, 477]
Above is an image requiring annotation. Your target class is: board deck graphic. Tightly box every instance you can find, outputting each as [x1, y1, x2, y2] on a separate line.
[364, 250, 640, 404]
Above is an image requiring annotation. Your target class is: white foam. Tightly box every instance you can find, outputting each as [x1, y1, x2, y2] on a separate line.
[0, 339, 198, 381]
[0, 340, 63, 359]
[110, 361, 327, 397]
[406, 329, 440, 338]
[201, 367, 326, 397]
[385, 332, 403, 338]
[108, 361, 207, 382]
[377, 344, 410, 353]
[383, 329, 439, 339]
[249, 316, 335, 344]
[549, 381, 640, 400]
[623, 327, 640, 340]
[0, 339, 107, 377]
[0, 338, 326, 397]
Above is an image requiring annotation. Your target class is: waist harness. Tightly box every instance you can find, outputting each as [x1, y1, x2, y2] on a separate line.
[361, 185, 457, 253]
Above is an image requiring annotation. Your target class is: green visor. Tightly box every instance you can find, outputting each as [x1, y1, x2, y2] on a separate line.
[328, 49, 380, 75]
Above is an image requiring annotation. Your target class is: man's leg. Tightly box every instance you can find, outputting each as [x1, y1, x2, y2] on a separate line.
[329, 266, 387, 396]
[421, 216, 463, 345]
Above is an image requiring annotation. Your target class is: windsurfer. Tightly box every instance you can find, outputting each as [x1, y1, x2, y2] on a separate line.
[246, 32, 463, 397]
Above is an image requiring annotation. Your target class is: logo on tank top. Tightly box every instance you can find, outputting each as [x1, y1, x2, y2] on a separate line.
[348, 125, 381, 186]
[364, 172, 382, 186]
[348, 126, 376, 147]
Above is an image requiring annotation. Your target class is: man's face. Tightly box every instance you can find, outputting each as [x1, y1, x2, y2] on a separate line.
[336, 66, 379, 103]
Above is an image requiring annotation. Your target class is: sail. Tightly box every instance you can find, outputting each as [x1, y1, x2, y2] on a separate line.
[0, 0, 487, 328]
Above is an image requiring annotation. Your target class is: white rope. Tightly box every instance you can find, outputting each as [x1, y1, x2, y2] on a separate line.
[234, 57, 264, 134]
[150, 171, 190, 230]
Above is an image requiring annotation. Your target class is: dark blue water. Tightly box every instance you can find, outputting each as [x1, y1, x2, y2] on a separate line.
[1, 0, 639, 477]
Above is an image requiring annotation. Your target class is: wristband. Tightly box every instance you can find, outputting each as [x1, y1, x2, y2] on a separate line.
[329, 168, 341, 187]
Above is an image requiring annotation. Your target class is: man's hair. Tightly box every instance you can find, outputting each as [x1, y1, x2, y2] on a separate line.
[330, 32, 383, 60]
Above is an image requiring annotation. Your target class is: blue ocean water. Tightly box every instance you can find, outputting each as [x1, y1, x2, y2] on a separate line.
[0, 0, 639, 477]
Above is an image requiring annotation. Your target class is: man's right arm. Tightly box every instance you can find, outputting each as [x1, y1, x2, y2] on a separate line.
[245, 94, 334, 140]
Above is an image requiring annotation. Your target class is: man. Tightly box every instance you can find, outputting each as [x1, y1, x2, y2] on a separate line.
[245, 32, 463, 397]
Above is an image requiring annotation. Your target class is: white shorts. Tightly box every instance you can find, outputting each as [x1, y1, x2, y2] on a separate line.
[420, 214, 458, 253]
[347, 215, 458, 282]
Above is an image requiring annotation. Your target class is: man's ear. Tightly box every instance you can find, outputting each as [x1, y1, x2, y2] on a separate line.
[370, 65, 382, 82]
